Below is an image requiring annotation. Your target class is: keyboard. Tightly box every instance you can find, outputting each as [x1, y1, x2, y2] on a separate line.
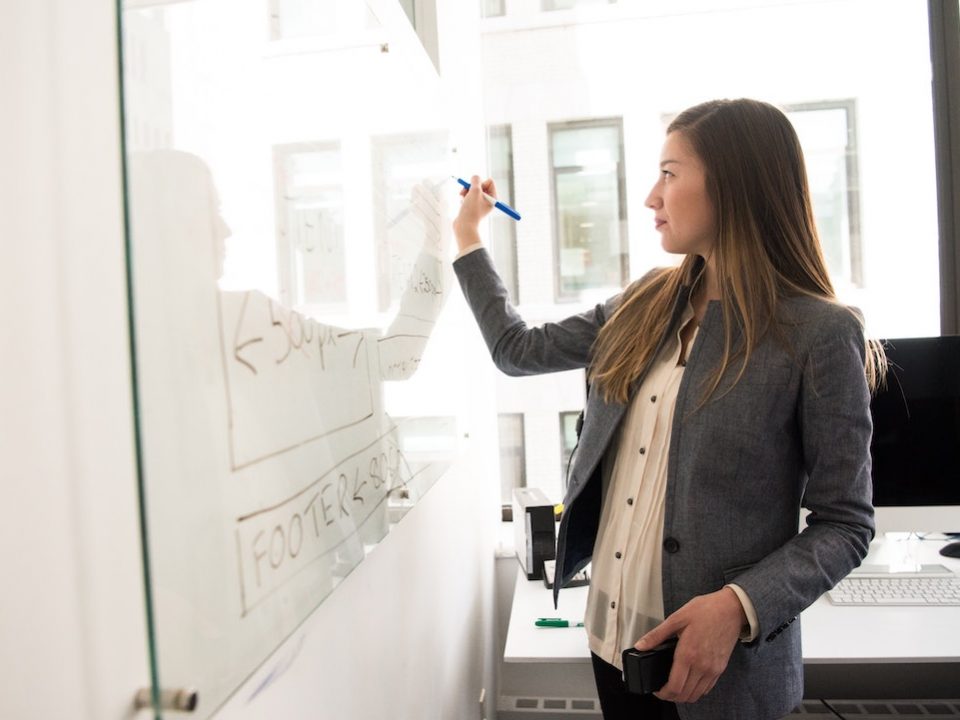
[828, 574, 960, 606]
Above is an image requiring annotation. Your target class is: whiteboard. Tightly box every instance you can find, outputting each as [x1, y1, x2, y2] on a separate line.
[122, 0, 462, 714]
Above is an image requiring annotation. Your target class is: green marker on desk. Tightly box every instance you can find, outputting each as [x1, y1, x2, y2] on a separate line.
[535, 617, 584, 628]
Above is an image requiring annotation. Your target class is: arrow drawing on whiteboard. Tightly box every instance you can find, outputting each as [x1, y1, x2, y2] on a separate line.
[232, 291, 264, 374]
[352, 466, 366, 504]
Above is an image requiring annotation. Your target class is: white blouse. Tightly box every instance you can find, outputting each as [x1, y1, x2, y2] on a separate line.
[585, 303, 757, 669]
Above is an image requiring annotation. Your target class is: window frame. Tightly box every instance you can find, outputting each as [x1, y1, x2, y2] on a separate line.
[487, 124, 520, 303]
[782, 98, 863, 288]
[929, 0, 960, 334]
[498, 413, 527, 519]
[558, 411, 580, 493]
[548, 117, 629, 302]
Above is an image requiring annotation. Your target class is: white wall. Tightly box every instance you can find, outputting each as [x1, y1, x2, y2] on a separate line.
[219, 434, 499, 719]
[0, 1, 151, 718]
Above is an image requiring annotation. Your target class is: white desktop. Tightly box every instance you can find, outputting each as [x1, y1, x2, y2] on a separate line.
[504, 535, 960, 701]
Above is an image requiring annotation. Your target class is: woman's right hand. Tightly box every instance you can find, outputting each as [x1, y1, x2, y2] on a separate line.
[452, 174, 497, 253]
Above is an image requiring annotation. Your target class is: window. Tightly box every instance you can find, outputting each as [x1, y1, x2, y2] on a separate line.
[481, 0, 505, 18]
[549, 119, 628, 301]
[559, 411, 580, 492]
[274, 143, 346, 309]
[784, 101, 861, 288]
[487, 125, 519, 302]
[498, 413, 526, 507]
[480, 0, 948, 510]
[543, 0, 617, 10]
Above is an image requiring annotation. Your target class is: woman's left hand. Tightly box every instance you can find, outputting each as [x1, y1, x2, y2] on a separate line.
[633, 587, 746, 704]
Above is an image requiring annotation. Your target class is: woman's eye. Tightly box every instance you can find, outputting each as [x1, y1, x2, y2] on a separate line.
[660, 169, 673, 179]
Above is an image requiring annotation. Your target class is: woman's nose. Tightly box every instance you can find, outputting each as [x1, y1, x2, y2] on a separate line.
[645, 185, 661, 210]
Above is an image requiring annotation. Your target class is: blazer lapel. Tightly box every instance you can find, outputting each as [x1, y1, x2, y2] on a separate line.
[567, 284, 693, 500]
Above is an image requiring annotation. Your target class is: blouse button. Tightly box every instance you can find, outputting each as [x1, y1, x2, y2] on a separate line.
[610, 601, 617, 609]
[615, 551, 622, 559]
[650, 395, 657, 403]
[639, 447, 646, 455]
[627, 498, 634, 506]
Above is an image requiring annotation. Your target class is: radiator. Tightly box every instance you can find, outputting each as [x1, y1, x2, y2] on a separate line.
[789, 699, 960, 718]
[497, 696, 960, 719]
[498, 695, 601, 719]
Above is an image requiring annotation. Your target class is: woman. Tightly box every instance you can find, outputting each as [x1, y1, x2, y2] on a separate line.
[452, 98, 883, 720]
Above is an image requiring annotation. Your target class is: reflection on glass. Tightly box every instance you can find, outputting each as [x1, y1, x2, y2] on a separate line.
[372, 132, 450, 311]
[275, 143, 346, 309]
[550, 120, 627, 300]
[270, 0, 380, 41]
[392, 416, 459, 521]
[121, 0, 457, 715]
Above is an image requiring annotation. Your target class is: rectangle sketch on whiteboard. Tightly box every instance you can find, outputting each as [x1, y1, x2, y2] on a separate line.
[235, 425, 401, 615]
[219, 290, 376, 470]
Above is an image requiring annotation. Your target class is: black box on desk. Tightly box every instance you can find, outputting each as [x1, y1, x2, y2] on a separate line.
[513, 487, 556, 580]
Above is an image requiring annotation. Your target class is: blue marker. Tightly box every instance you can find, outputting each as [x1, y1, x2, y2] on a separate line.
[454, 176, 521, 221]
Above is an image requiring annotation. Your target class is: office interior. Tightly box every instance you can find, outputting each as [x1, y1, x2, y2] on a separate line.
[3, 0, 959, 719]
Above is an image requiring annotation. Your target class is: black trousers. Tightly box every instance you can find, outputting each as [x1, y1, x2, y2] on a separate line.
[591, 652, 681, 720]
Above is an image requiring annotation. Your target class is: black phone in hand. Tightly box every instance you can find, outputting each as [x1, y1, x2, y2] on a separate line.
[622, 638, 678, 695]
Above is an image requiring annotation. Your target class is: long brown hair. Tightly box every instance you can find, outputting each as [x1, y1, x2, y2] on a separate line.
[589, 98, 885, 404]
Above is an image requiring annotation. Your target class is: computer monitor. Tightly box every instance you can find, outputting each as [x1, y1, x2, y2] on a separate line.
[870, 335, 960, 535]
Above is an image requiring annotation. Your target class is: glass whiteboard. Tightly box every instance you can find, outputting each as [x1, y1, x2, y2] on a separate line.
[120, 0, 460, 715]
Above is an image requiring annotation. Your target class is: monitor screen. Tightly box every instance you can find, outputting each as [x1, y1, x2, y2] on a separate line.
[870, 336, 960, 508]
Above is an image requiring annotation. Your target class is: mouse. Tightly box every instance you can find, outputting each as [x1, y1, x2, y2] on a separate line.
[939, 542, 960, 559]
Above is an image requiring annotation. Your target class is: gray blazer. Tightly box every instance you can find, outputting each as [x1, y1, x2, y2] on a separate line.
[454, 249, 875, 720]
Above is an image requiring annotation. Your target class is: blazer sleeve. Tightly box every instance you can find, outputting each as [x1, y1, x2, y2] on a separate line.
[453, 247, 618, 376]
[728, 307, 875, 642]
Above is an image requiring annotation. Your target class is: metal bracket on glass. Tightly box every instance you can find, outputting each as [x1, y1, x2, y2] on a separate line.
[134, 687, 199, 713]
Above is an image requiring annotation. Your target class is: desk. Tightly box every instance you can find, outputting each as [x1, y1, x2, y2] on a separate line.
[504, 537, 960, 700]
[801, 536, 960, 698]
